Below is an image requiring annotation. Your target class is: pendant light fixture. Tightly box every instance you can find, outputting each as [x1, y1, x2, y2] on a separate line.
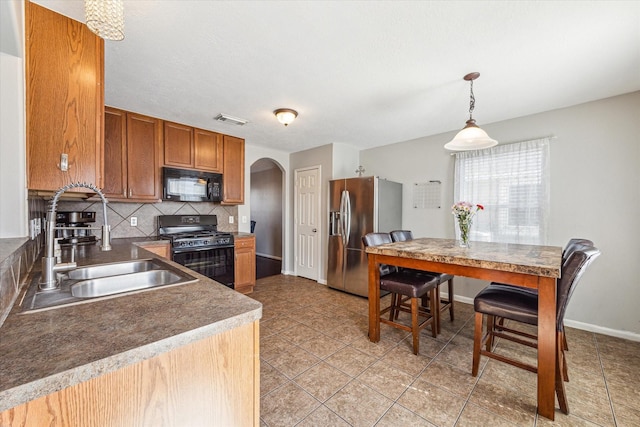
[84, 0, 124, 41]
[444, 72, 497, 151]
[274, 108, 298, 126]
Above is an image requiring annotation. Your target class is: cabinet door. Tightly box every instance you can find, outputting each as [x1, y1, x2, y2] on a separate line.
[127, 113, 162, 200]
[26, 2, 104, 191]
[222, 135, 245, 204]
[164, 121, 194, 168]
[194, 129, 223, 172]
[103, 107, 127, 198]
[235, 236, 256, 294]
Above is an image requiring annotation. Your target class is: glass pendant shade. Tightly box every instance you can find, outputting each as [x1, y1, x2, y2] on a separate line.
[274, 109, 298, 126]
[444, 119, 498, 151]
[85, 0, 124, 41]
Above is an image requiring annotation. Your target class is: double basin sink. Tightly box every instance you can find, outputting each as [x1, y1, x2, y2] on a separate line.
[21, 258, 197, 313]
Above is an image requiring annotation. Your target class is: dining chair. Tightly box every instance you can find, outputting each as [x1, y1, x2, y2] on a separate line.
[390, 230, 455, 333]
[362, 232, 439, 354]
[491, 238, 594, 380]
[471, 242, 600, 414]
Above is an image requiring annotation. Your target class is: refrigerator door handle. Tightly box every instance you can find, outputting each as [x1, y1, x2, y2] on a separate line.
[339, 190, 347, 245]
[344, 190, 351, 246]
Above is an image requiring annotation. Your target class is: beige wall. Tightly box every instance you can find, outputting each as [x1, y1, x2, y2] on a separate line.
[360, 91, 640, 338]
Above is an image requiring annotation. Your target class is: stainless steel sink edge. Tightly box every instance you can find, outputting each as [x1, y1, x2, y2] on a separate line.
[20, 258, 198, 314]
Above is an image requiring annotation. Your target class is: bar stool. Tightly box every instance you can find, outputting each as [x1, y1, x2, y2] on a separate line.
[390, 230, 455, 333]
[362, 232, 439, 354]
[471, 243, 600, 414]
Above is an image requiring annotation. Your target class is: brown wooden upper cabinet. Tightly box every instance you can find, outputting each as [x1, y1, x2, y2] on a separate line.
[222, 135, 245, 205]
[26, 1, 104, 191]
[164, 123, 223, 173]
[103, 107, 162, 201]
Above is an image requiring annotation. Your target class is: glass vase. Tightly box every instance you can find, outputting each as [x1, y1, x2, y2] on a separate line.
[458, 218, 471, 248]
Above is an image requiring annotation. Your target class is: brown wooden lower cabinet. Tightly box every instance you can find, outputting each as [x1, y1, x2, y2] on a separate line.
[235, 235, 256, 294]
[1, 321, 260, 426]
[135, 241, 171, 259]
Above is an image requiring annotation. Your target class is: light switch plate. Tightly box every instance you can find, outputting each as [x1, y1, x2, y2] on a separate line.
[242, 216, 247, 223]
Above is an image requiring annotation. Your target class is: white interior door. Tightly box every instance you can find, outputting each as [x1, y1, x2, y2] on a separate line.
[294, 166, 320, 281]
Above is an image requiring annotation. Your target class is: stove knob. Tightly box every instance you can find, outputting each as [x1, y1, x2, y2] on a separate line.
[188, 241, 194, 246]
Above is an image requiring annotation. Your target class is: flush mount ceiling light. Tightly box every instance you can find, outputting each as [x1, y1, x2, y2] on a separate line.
[214, 113, 248, 126]
[274, 108, 298, 126]
[444, 72, 497, 151]
[84, 0, 124, 41]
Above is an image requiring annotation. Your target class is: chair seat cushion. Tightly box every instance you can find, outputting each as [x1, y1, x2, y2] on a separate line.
[381, 271, 438, 298]
[491, 282, 537, 295]
[406, 269, 453, 283]
[474, 285, 539, 326]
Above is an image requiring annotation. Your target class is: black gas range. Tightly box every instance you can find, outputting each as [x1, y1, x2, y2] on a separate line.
[158, 215, 235, 288]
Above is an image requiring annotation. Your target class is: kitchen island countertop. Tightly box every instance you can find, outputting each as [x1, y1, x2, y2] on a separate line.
[0, 238, 262, 412]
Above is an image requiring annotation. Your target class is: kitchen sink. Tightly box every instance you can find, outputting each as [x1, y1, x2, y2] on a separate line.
[67, 259, 158, 280]
[20, 258, 198, 313]
[71, 270, 186, 298]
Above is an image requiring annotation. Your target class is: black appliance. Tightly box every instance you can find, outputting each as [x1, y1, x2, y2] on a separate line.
[163, 167, 223, 202]
[158, 215, 234, 288]
[56, 211, 97, 246]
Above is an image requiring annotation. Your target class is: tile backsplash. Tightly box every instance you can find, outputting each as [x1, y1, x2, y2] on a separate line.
[55, 201, 239, 239]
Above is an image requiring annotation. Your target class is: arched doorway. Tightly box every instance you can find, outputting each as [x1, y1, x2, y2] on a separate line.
[250, 158, 284, 278]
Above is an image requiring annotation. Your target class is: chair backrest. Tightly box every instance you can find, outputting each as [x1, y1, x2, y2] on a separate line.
[390, 230, 413, 242]
[557, 243, 600, 327]
[562, 238, 594, 263]
[362, 232, 396, 276]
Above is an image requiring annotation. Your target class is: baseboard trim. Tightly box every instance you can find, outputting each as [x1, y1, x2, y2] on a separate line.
[256, 253, 282, 261]
[443, 293, 640, 342]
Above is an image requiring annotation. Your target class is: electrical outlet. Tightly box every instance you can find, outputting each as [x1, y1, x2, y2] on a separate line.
[229, 216, 234, 224]
[242, 216, 247, 223]
[130, 217, 138, 226]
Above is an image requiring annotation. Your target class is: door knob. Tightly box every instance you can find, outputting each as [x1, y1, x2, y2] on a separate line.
[312, 228, 317, 232]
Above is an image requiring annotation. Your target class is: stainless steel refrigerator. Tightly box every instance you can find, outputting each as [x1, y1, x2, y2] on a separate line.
[327, 176, 402, 297]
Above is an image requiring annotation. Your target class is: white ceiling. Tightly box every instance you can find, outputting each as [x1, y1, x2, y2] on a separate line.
[32, 1, 640, 154]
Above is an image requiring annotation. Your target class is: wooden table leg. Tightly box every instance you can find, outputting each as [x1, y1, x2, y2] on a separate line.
[368, 254, 380, 342]
[537, 276, 557, 420]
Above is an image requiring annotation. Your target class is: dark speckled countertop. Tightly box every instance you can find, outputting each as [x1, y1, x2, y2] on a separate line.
[0, 239, 262, 411]
[365, 237, 562, 278]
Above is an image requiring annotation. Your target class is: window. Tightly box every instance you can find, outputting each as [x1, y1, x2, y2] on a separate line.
[454, 138, 551, 244]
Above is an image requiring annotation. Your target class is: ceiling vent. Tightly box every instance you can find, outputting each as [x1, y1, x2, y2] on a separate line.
[214, 113, 248, 126]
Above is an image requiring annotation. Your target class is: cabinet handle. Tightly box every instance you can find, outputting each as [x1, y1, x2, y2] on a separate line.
[123, 189, 126, 197]
[129, 188, 133, 198]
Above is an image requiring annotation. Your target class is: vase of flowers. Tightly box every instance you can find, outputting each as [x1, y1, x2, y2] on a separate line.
[452, 201, 484, 248]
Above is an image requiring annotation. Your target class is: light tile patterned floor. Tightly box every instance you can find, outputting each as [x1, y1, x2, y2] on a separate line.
[252, 275, 640, 427]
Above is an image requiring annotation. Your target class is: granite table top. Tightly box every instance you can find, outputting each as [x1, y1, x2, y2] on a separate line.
[0, 239, 262, 412]
[365, 237, 562, 278]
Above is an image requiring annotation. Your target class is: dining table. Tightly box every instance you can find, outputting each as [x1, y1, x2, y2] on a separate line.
[365, 237, 562, 421]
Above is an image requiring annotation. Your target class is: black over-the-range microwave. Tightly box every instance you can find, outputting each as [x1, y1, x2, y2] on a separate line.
[162, 167, 223, 202]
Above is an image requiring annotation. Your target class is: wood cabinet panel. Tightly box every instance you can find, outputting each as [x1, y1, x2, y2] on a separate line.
[223, 135, 245, 204]
[1, 322, 260, 426]
[26, 1, 104, 191]
[127, 113, 162, 200]
[164, 121, 194, 168]
[235, 235, 256, 294]
[136, 241, 171, 259]
[103, 108, 127, 198]
[194, 129, 223, 172]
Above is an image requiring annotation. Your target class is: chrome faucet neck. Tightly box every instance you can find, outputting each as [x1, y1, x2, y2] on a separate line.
[40, 182, 111, 290]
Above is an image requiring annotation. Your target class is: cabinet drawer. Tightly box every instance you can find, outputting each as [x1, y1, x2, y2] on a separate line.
[234, 237, 255, 250]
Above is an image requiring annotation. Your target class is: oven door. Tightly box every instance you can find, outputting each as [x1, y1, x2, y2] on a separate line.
[172, 246, 234, 288]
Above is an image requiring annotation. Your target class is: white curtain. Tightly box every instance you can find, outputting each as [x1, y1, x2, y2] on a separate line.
[454, 137, 551, 245]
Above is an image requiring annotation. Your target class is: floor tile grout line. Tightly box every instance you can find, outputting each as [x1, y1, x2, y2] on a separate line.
[594, 333, 620, 427]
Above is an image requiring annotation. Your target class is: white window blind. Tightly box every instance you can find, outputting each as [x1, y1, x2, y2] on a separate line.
[454, 138, 551, 245]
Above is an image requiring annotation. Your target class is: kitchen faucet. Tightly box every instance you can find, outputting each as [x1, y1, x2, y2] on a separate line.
[39, 182, 112, 290]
